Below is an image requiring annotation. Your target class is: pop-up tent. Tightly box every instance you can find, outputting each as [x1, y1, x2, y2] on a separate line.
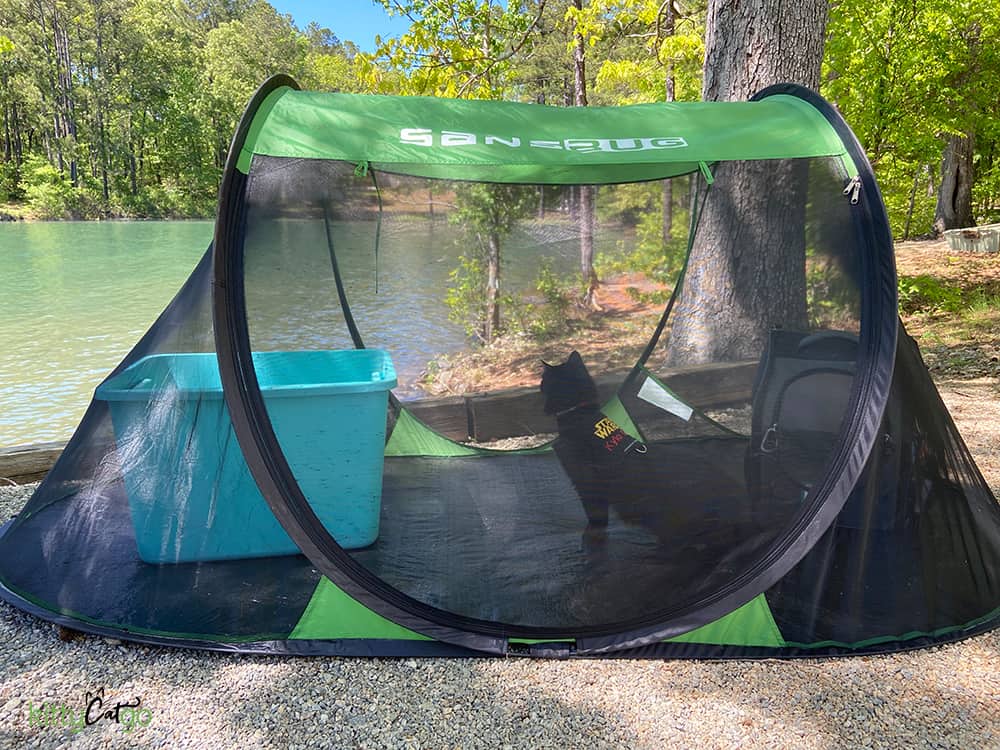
[1, 76, 997, 658]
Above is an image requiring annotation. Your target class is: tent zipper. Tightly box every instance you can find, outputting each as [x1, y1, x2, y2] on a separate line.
[843, 176, 862, 204]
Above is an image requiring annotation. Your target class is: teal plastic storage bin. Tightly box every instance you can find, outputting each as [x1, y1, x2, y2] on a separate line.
[96, 349, 397, 563]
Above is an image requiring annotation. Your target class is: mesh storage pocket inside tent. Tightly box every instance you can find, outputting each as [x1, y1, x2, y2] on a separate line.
[237, 153, 866, 634]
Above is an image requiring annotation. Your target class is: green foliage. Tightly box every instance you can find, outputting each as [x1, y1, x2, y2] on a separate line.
[303, 49, 364, 92]
[445, 251, 490, 338]
[447, 254, 574, 342]
[0, 0, 368, 219]
[965, 292, 1000, 316]
[597, 182, 657, 226]
[597, 181, 689, 303]
[368, 0, 540, 98]
[974, 161, 1000, 224]
[518, 260, 573, 339]
[586, 1, 705, 105]
[805, 258, 860, 329]
[823, 0, 1000, 236]
[201, 2, 310, 147]
[450, 182, 535, 239]
[444, 183, 536, 341]
[1, 0, 996, 236]
[442, 182, 570, 343]
[898, 274, 965, 314]
[0, 160, 21, 202]
[22, 155, 80, 218]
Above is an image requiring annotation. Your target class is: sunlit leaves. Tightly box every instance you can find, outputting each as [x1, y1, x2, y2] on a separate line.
[369, 0, 541, 99]
[824, 0, 1000, 232]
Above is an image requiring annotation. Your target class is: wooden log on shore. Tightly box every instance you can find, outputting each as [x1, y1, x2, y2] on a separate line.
[2, 361, 757, 482]
[404, 394, 470, 441]
[467, 361, 757, 442]
[0, 441, 66, 484]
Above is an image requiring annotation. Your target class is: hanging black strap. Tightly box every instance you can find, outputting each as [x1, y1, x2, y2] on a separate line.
[322, 201, 365, 350]
[335, 168, 404, 418]
[623, 168, 713, 390]
[369, 167, 384, 295]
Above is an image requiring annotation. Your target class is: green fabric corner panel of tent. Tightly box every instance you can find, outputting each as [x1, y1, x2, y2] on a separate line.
[0, 75, 997, 659]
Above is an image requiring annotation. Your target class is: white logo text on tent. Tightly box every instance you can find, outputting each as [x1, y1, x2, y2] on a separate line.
[400, 129, 688, 153]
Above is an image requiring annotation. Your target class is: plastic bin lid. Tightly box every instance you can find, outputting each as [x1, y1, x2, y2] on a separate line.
[96, 350, 397, 401]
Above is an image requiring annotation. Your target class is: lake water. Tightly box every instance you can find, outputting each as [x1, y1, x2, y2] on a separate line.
[1, 220, 613, 445]
[1, 222, 212, 445]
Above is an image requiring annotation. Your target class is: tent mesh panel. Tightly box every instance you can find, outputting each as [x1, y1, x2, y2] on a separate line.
[0, 148, 996, 651]
[239, 155, 868, 631]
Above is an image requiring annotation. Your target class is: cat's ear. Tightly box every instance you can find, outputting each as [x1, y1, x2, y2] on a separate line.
[568, 350, 584, 365]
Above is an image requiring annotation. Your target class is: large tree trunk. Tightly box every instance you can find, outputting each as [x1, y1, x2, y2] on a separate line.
[665, 0, 828, 366]
[933, 133, 975, 235]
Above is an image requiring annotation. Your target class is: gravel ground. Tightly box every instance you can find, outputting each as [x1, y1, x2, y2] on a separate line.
[0, 383, 998, 750]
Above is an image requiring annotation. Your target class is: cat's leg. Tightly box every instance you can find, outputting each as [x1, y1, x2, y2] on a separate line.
[580, 492, 609, 555]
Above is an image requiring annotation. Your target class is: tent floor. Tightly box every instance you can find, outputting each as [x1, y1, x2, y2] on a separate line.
[0, 435, 806, 635]
[356, 436, 787, 628]
[0, 487, 320, 636]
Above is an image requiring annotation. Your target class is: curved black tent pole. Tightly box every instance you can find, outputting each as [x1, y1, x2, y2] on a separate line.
[214, 77, 898, 655]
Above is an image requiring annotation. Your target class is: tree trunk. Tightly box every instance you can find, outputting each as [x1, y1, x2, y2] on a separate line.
[573, 0, 599, 309]
[903, 167, 921, 241]
[661, 1, 676, 244]
[52, 12, 78, 186]
[484, 231, 501, 344]
[933, 133, 975, 235]
[94, 2, 110, 206]
[662, 182, 673, 243]
[665, 0, 828, 366]
[2, 105, 10, 163]
[36, 0, 63, 174]
[580, 184, 599, 307]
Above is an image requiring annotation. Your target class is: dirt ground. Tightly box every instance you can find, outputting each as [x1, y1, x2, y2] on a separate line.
[895, 239, 1000, 380]
[895, 237, 1000, 287]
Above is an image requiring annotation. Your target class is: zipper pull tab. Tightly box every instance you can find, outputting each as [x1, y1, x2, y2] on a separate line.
[760, 424, 778, 453]
[843, 176, 862, 205]
[354, 160, 369, 177]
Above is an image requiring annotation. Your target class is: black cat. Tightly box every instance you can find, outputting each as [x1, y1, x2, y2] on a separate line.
[540, 351, 654, 551]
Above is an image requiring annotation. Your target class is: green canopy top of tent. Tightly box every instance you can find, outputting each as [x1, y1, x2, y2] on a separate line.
[237, 86, 851, 183]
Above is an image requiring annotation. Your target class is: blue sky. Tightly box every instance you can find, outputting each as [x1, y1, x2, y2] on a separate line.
[271, 1, 412, 52]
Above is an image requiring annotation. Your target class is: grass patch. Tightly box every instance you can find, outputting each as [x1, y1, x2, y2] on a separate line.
[896, 242, 999, 379]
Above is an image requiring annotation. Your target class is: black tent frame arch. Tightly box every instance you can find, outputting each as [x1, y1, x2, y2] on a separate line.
[212, 76, 898, 655]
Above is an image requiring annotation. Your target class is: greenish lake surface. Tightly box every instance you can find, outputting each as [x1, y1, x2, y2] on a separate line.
[1, 219, 607, 446]
[1, 222, 212, 445]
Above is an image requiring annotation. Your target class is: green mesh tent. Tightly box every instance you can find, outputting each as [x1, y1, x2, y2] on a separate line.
[1, 76, 997, 658]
